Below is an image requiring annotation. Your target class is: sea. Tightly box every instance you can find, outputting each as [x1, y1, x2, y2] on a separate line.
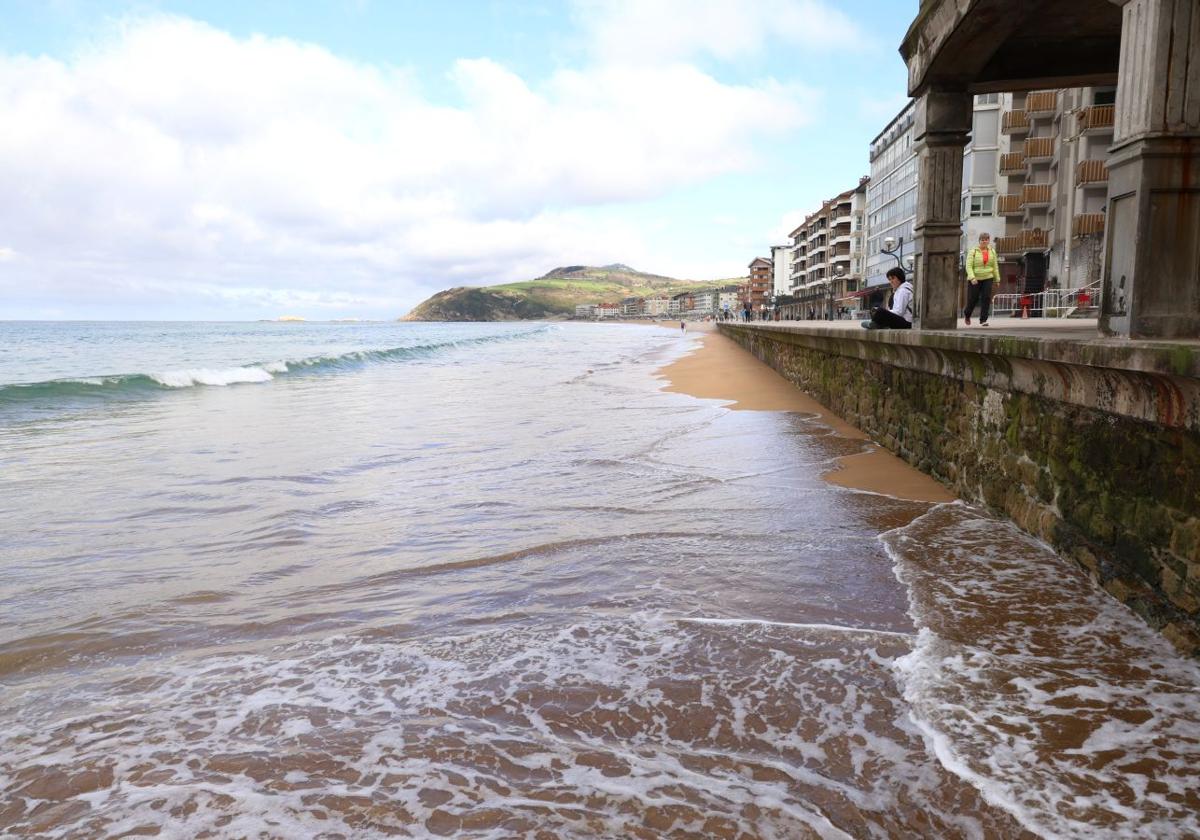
[0, 320, 1198, 839]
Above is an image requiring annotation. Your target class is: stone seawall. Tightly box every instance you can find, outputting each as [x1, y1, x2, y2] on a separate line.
[719, 323, 1200, 655]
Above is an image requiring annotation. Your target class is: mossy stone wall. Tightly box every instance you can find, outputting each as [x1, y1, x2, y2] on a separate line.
[720, 325, 1200, 655]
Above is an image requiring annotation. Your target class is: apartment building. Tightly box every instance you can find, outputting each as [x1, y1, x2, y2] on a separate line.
[783, 179, 868, 318]
[689, 290, 719, 316]
[770, 244, 791, 298]
[574, 304, 596, 319]
[644, 296, 670, 317]
[997, 86, 1115, 299]
[620, 296, 644, 317]
[718, 287, 740, 316]
[961, 93, 1009, 280]
[864, 102, 917, 301]
[746, 257, 773, 314]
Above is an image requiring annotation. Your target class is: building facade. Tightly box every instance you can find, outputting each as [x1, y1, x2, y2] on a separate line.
[961, 93, 1009, 283]
[770, 245, 791, 298]
[644, 296, 670, 317]
[995, 86, 1115, 302]
[782, 179, 868, 319]
[746, 257, 773, 314]
[864, 102, 917, 298]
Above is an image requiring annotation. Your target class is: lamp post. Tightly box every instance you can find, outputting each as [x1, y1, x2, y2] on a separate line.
[829, 265, 845, 320]
[881, 235, 905, 268]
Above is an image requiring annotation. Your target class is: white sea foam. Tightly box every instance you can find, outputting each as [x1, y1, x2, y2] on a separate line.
[0, 617, 1020, 838]
[150, 366, 276, 388]
[883, 504, 1200, 839]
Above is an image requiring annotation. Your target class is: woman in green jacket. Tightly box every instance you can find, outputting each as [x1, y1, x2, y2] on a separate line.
[964, 232, 1001, 326]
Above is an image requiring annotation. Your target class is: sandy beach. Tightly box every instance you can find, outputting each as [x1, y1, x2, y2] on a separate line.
[658, 329, 955, 503]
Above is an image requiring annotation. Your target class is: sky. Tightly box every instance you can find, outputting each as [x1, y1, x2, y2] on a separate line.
[0, 0, 915, 320]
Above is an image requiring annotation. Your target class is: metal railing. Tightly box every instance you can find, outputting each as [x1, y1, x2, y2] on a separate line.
[1001, 110, 1030, 134]
[990, 281, 1101, 318]
[1026, 90, 1058, 115]
[1077, 104, 1115, 134]
[1077, 159, 1109, 185]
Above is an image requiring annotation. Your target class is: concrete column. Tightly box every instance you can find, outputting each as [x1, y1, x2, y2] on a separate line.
[1102, 0, 1200, 339]
[912, 87, 972, 330]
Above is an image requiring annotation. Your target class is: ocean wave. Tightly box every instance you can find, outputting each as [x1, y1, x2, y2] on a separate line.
[0, 326, 549, 405]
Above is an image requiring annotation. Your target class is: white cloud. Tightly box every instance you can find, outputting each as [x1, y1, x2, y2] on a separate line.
[0, 13, 821, 318]
[0, 247, 16, 262]
[572, 0, 861, 63]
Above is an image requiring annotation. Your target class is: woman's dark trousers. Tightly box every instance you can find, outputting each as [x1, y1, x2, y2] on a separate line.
[964, 279, 993, 323]
[870, 308, 911, 329]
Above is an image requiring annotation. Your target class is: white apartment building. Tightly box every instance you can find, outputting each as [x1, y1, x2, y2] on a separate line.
[770, 244, 791, 298]
[996, 86, 1115, 299]
[689, 290, 718, 315]
[644, 296, 670, 317]
[718, 288, 739, 315]
[574, 304, 596, 319]
[864, 102, 917, 302]
[961, 93, 1007, 269]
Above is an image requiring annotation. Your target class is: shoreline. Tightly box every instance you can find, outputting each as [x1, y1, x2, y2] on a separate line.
[657, 332, 955, 504]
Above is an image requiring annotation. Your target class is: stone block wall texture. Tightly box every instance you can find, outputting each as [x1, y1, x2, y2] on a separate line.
[720, 324, 1200, 655]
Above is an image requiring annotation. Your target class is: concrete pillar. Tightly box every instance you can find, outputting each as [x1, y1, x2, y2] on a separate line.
[912, 87, 972, 330]
[1102, 0, 1200, 339]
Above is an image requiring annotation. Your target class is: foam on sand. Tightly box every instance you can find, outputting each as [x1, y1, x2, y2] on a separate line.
[883, 503, 1200, 838]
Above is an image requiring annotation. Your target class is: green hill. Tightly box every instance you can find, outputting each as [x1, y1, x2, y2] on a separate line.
[401, 265, 744, 322]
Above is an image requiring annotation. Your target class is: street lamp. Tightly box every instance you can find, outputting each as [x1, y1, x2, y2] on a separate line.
[829, 264, 846, 320]
[881, 236, 905, 268]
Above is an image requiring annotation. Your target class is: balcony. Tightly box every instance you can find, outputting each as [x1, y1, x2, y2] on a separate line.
[1077, 159, 1109, 188]
[1077, 104, 1115, 135]
[1001, 110, 1030, 135]
[1000, 152, 1026, 175]
[1073, 213, 1106, 236]
[1020, 183, 1053, 208]
[1024, 137, 1055, 163]
[1022, 228, 1050, 251]
[996, 235, 1023, 256]
[998, 194, 1023, 216]
[1026, 90, 1057, 116]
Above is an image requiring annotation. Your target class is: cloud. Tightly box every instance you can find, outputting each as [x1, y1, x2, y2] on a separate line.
[0, 247, 16, 262]
[0, 13, 819, 318]
[571, 0, 861, 63]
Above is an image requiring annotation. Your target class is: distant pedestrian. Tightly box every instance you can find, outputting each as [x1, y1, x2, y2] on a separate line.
[862, 267, 913, 330]
[964, 231, 1000, 326]
[680, 320, 686, 333]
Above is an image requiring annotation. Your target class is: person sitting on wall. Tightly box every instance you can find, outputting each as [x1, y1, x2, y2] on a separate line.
[861, 267, 913, 330]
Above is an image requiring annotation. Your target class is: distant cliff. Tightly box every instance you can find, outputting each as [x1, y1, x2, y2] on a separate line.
[402, 264, 741, 322]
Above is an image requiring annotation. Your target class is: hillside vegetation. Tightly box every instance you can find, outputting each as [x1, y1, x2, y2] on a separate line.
[402, 264, 743, 322]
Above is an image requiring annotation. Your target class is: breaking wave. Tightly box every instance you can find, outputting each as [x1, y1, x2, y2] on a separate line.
[0, 327, 549, 406]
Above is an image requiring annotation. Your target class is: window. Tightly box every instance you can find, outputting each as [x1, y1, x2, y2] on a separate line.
[975, 93, 1000, 105]
[1094, 89, 1116, 106]
[969, 195, 994, 216]
[973, 109, 999, 146]
[972, 150, 997, 186]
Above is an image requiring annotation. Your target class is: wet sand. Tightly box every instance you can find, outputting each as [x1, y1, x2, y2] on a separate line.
[658, 331, 954, 504]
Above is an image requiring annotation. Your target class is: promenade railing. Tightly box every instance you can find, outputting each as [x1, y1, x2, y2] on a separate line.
[990, 281, 1101, 318]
